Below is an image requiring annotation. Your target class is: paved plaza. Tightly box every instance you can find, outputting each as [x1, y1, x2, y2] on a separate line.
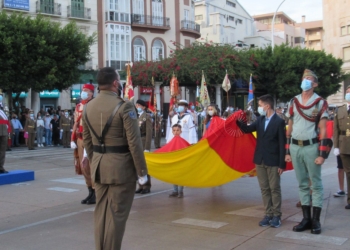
[0, 142, 349, 250]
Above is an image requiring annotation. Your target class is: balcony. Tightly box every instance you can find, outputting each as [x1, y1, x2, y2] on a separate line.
[67, 5, 91, 20]
[180, 20, 201, 39]
[36, 1, 61, 16]
[131, 14, 170, 33]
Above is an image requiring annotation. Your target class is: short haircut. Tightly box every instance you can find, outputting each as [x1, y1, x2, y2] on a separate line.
[172, 124, 182, 129]
[97, 67, 119, 86]
[258, 94, 274, 109]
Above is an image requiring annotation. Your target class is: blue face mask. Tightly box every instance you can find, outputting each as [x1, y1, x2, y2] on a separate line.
[345, 93, 350, 101]
[301, 79, 313, 91]
[137, 107, 143, 113]
[0, 95, 2, 102]
[191, 105, 195, 110]
[178, 106, 185, 113]
[81, 91, 89, 100]
[258, 106, 266, 116]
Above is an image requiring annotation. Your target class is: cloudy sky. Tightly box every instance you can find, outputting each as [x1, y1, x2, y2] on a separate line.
[239, 0, 323, 23]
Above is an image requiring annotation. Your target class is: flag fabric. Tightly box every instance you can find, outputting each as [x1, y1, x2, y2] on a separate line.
[170, 74, 179, 97]
[221, 71, 231, 92]
[200, 71, 210, 108]
[247, 74, 254, 105]
[124, 63, 134, 100]
[148, 77, 156, 112]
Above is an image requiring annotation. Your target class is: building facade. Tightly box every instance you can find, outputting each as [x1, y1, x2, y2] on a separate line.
[323, 0, 350, 105]
[0, 0, 98, 112]
[194, 0, 254, 45]
[296, 16, 323, 51]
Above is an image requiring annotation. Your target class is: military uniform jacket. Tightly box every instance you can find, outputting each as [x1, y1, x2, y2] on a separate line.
[60, 116, 73, 132]
[138, 111, 152, 151]
[333, 104, 350, 155]
[25, 119, 36, 133]
[82, 90, 148, 185]
[0, 110, 9, 136]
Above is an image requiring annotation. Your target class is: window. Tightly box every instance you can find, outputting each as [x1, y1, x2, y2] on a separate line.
[291, 36, 294, 47]
[152, 0, 163, 26]
[237, 19, 242, 24]
[39, 0, 54, 14]
[105, 24, 131, 70]
[343, 47, 350, 61]
[152, 39, 164, 61]
[229, 16, 234, 21]
[226, 1, 236, 7]
[134, 38, 146, 61]
[341, 26, 347, 36]
[106, 0, 130, 22]
[195, 15, 203, 20]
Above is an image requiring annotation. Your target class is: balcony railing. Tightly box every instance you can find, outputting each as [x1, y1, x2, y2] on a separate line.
[181, 20, 200, 33]
[67, 5, 91, 20]
[131, 14, 170, 28]
[36, 1, 61, 15]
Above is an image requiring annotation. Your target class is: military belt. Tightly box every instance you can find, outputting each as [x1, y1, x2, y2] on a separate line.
[340, 131, 347, 135]
[141, 133, 146, 137]
[93, 145, 129, 154]
[62, 124, 70, 126]
[28, 126, 34, 128]
[291, 138, 318, 147]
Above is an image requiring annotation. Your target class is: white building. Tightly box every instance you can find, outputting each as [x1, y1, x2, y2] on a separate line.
[0, 0, 98, 112]
[194, 0, 254, 45]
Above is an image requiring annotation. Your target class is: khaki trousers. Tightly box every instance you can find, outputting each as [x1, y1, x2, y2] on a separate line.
[94, 181, 136, 250]
[28, 133, 35, 149]
[340, 154, 350, 204]
[154, 129, 161, 148]
[0, 136, 7, 172]
[62, 131, 71, 147]
[77, 138, 92, 187]
[256, 164, 282, 217]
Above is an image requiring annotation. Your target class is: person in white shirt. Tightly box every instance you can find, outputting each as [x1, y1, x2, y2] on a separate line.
[11, 114, 23, 147]
[36, 115, 45, 147]
[44, 112, 53, 146]
[167, 100, 198, 144]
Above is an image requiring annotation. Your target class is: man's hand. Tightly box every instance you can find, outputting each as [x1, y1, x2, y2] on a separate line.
[285, 155, 292, 162]
[314, 156, 325, 165]
[278, 168, 284, 175]
[138, 175, 148, 185]
[70, 141, 77, 149]
[334, 148, 340, 156]
[144, 150, 150, 152]
[60, 129, 63, 132]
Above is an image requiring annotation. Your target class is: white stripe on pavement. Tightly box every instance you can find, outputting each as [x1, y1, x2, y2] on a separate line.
[172, 218, 228, 229]
[47, 187, 80, 193]
[275, 231, 348, 246]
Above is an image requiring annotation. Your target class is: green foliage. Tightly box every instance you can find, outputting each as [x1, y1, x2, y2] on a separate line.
[0, 11, 96, 95]
[250, 44, 348, 101]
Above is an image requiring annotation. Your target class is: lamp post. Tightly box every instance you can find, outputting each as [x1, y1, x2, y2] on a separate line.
[271, 0, 286, 51]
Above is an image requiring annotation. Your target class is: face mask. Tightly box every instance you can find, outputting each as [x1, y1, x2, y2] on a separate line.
[65, 112, 69, 117]
[258, 106, 266, 116]
[30, 115, 34, 119]
[208, 111, 214, 116]
[230, 108, 234, 112]
[137, 107, 143, 113]
[345, 93, 350, 101]
[38, 117, 42, 120]
[0, 96, 2, 102]
[178, 106, 185, 113]
[191, 106, 195, 110]
[174, 108, 178, 112]
[81, 91, 89, 100]
[301, 79, 313, 91]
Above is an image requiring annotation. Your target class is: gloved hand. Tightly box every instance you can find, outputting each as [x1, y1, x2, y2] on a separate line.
[144, 150, 150, 152]
[70, 141, 77, 149]
[138, 175, 148, 185]
[334, 148, 340, 156]
[70, 129, 73, 132]
[60, 129, 63, 132]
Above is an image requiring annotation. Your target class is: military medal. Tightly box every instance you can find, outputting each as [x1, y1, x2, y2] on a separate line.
[143, 118, 146, 121]
[346, 129, 350, 137]
[312, 107, 319, 117]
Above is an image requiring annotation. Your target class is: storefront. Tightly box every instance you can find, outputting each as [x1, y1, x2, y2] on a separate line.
[39, 90, 60, 112]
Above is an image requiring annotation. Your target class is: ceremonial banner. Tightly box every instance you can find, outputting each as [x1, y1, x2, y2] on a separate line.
[247, 74, 254, 105]
[124, 63, 134, 100]
[221, 71, 231, 92]
[200, 71, 210, 108]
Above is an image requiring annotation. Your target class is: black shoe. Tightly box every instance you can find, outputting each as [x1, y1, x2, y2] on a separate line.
[135, 188, 143, 194]
[0, 170, 9, 174]
[140, 189, 150, 194]
[345, 204, 350, 209]
[6, 148, 12, 151]
[86, 190, 96, 205]
[293, 205, 312, 232]
[81, 186, 93, 204]
[311, 207, 322, 234]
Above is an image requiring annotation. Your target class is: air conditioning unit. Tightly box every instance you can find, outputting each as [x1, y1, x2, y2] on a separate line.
[134, 14, 141, 22]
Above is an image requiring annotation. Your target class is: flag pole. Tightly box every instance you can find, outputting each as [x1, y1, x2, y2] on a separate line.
[226, 70, 229, 107]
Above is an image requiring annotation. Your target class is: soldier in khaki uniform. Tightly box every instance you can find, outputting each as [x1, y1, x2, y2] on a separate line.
[71, 84, 95, 204]
[25, 111, 36, 150]
[60, 109, 73, 148]
[333, 85, 350, 209]
[0, 90, 10, 174]
[154, 110, 162, 148]
[82, 67, 148, 250]
[135, 99, 153, 194]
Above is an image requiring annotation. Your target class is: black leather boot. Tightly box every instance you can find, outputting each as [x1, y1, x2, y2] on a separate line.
[311, 207, 322, 234]
[81, 186, 93, 204]
[293, 205, 312, 232]
[86, 189, 96, 205]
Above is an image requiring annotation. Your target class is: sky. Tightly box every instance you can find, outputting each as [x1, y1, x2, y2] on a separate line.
[239, 0, 323, 23]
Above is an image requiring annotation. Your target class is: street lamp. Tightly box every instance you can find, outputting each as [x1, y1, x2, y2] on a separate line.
[271, 0, 287, 51]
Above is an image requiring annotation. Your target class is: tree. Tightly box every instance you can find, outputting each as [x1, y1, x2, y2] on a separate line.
[130, 40, 256, 87]
[249, 44, 349, 101]
[0, 11, 96, 110]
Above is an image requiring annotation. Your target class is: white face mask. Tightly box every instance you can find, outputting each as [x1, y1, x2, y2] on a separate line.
[345, 93, 350, 101]
[81, 91, 89, 100]
[208, 111, 214, 116]
[258, 106, 266, 116]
